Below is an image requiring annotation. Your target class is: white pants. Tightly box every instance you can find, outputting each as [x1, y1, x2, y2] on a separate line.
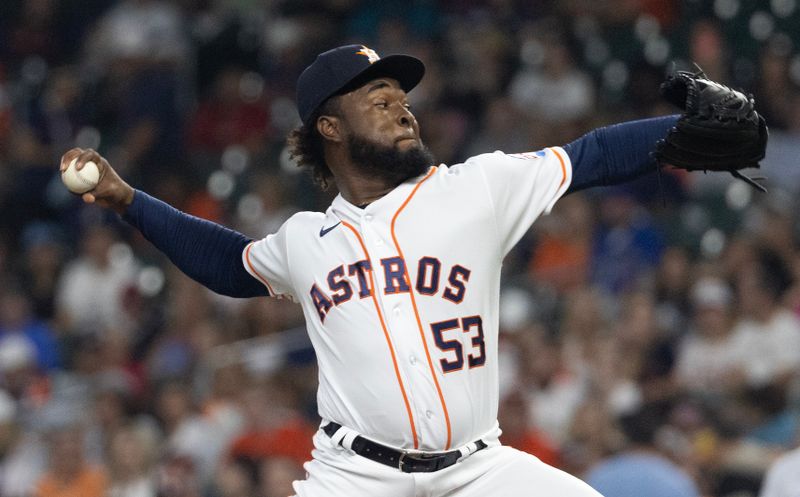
[292, 429, 603, 497]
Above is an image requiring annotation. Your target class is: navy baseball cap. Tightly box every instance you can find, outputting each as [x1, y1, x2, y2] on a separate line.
[296, 44, 425, 126]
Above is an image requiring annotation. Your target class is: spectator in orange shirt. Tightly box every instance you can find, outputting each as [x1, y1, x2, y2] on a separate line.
[498, 389, 561, 468]
[35, 422, 108, 497]
[228, 377, 314, 467]
[528, 194, 593, 293]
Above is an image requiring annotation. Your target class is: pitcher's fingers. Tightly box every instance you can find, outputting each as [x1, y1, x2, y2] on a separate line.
[60, 148, 84, 172]
[75, 149, 103, 171]
[82, 192, 96, 203]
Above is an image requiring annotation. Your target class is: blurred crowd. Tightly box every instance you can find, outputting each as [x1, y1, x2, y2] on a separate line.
[2, 1, 800, 497]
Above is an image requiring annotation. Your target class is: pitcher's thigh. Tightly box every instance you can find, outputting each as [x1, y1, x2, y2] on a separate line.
[446, 446, 604, 497]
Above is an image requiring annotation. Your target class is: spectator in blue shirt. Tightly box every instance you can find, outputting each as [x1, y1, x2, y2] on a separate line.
[0, 284, 61, 371]
[586, 402, 700, 497]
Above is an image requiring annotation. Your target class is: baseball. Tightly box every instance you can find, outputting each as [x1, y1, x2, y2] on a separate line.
[62, 158, 100, 194]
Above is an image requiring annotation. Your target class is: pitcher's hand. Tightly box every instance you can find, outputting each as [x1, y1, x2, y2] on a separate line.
[60, 148, 136, 215]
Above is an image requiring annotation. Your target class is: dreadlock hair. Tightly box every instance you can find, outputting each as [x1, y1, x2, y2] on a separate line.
[287, 98, 341, 190]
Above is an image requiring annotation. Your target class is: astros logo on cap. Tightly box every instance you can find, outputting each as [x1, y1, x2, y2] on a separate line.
[356, 45, 380, 64]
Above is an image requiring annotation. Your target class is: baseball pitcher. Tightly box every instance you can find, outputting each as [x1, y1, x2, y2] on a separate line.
[60, 45, 766, 496]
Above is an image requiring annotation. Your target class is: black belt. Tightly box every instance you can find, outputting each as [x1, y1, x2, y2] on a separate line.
[323, 422, 488, 473]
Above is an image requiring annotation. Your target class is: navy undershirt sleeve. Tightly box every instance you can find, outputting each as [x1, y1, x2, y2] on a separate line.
[122, 190, 269, 298]
[564, 115, 679, 193]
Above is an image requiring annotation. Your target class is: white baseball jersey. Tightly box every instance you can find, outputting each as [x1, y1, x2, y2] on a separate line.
[243, 147, 572, 452]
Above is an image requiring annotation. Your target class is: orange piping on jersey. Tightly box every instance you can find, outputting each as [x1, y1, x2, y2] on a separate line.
[244, 242, 276, 295]
[341, 220, 420, 449]
[389, 167, 454, 450]
[548, 147, 568, 189]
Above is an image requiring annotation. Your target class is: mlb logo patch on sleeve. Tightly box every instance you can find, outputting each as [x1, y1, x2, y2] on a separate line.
[509, 151, 547, 160]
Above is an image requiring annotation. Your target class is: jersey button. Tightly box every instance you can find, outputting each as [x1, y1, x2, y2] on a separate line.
[409, 355, 417, 365]
[364, 214, 373, 221]
[393, 306, 401, 316]
[375, 238, 383, 246]
[425, 410, 433, 419]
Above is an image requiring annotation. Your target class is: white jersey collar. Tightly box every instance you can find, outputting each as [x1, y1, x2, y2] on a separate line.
[329, 166, 437, 222]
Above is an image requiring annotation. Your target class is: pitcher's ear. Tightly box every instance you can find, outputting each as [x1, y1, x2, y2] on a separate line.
[317, 115, 343, 143]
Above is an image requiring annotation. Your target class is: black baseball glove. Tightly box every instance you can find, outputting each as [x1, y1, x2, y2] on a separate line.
[655, 66, 768, 191]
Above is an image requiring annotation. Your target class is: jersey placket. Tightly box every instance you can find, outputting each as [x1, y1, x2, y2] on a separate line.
[355, 210, 446, 450]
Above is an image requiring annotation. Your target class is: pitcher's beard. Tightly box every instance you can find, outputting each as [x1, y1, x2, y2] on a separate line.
[347, 134, 436, 189]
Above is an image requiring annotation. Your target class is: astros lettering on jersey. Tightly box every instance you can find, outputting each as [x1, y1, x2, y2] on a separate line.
[243, 147, 571, 452]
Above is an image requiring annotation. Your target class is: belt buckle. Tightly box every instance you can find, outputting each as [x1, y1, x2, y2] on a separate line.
[398, 451, 429, 473]
[398, 451, 408, 471]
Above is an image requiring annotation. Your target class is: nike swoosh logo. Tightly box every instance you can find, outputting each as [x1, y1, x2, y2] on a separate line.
[319, 222, 341, 237]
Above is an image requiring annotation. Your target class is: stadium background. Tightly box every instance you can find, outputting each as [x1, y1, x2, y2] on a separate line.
[2, 0, 800, 496]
